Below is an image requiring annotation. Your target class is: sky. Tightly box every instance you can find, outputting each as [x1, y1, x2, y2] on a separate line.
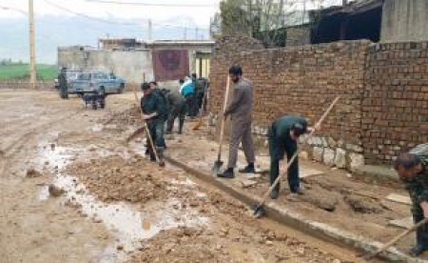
[0, 0, 352, 63]
[0, 0, 220, 27]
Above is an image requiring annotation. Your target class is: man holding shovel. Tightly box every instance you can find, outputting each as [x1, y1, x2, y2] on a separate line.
[268, 115, 320, 200]
[140, 82, 168, 162]
[395, 144, 428, 257]
[218, 65, 256, 178]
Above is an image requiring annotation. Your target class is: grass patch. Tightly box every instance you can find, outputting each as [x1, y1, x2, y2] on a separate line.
[0, 64, 57, 81]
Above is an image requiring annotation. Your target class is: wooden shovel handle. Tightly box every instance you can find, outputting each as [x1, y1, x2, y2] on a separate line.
[258, 96, 341, 205]
[217, 77, 231, 157]
[366, 218, 428, 259]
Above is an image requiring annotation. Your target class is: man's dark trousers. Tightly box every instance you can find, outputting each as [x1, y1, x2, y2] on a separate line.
[268, 125, 299, 193]
[146, 119, 165, 160]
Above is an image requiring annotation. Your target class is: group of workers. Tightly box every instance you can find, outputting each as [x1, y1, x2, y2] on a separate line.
[57, 62, 428, 258]
[139, 75, 207, 161]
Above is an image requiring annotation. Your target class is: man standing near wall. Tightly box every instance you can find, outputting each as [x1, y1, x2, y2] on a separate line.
[268, 115, 320, 200]
[180, 76, 196, 117]
[395, 144, 428, 257]
[164, 83, 187, 134]
[58, 67, 68, 99]
[218, 65, 256, 178]
[140, 82, 168, 161]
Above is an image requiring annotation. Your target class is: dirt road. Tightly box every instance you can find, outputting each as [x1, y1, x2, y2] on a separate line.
[0, 89, 366, 262]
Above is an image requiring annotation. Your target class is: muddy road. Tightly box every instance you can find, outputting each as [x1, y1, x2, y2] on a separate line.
[1, 89, 366, 262]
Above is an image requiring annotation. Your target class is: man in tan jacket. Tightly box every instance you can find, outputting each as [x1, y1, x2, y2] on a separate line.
[218, 65, 256, 178]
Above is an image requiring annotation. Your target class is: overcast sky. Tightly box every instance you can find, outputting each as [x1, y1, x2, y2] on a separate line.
[0, 0, 351, 26]
[0, 0, 220, 27]
[0, 0, 351, 63]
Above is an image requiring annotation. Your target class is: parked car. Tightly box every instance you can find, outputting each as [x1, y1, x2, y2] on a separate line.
[69, 71, 125, 95]
[54, 69, 81, 90]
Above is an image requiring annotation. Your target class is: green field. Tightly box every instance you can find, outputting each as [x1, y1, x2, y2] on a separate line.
[0, 64, 58, 81]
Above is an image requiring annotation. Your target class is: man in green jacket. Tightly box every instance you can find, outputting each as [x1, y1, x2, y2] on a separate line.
[164, 86, 186, 134]
[395, 144, 428, 257]
[140, 82, 168, 161]
[268, 115, 320, 200]
[58, 67, 68, 99]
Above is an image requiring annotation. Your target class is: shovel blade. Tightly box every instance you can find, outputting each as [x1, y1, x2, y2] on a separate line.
[212, 160, 223, 175]
[253, 204, 265, 218]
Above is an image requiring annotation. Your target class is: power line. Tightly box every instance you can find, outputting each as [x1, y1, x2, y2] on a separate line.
[85, 0, 218, 8]
[43, 0, 209, 31]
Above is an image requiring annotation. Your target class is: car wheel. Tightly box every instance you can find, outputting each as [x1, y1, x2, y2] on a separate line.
[118, 83, 124, 94]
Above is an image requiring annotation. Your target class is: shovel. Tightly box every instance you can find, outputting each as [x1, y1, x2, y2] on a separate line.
[359, 218, 428, 260]
[253, 96, 340, 218]
[212, 76, 231, 175]
[131, 85, 165, 167]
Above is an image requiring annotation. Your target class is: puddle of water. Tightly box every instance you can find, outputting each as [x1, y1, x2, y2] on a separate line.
[36, 142, 210, 263]
[53, 174, 209, 262]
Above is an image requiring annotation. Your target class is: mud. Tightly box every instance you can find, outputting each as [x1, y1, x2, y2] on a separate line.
[65, 154, 171, 203]
[0, 90, 374, 263]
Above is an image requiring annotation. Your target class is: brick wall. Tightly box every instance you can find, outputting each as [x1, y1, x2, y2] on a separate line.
[362, 42, 428, 165]
[209, 36, 370, 170]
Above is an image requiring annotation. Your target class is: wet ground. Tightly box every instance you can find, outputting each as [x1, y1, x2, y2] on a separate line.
[166, 127, 423, 256]
[0, 89, 386, 262]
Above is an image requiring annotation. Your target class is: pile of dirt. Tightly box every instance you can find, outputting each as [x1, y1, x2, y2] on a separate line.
[65, 154, 174, 203]
[344, 195, 383, 214]
[101, 107, 140, 126]
[132, 227, 236, 263]
[25, 168, 43, 178]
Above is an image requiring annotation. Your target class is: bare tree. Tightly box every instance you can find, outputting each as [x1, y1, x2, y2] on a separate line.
[213, 0, 329, 47]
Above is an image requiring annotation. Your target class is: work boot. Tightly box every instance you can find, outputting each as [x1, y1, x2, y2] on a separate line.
[270, 183, 280, 199]
[217, 168, 234, 179]
[156, 147, 165, 159]
[178, 120, 184, 134]
[409, 244, 428, 257]
[295, 186, 305, 195]
[239, 163, 255, 174]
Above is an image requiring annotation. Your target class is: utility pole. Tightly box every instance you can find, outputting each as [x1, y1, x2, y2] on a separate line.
[29, 0, 36, 89]
[148, 19, 152, 41]
[184, 26, 187, 40]
[195, 27, 198, 40]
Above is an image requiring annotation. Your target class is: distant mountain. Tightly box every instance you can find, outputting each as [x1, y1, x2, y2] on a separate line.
[0, 15, 210, 64]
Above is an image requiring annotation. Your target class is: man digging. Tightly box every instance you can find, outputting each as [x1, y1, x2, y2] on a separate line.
[218, 65, 256, 178]
[395, 144, 428, 257]
[140, 82, 168, 162]
[268, 115, 320, 200]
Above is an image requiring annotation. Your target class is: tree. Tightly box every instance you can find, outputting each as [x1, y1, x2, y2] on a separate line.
[213, 0, 329, 47]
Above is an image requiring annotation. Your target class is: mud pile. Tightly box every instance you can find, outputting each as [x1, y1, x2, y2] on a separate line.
[65, 154, 173, 203]
[101, 107, 140, 126]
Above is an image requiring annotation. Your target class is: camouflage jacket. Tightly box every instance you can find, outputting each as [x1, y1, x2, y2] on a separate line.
[403, 143, 428, 205]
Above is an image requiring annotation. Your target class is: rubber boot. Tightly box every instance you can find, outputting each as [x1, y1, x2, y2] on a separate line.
[178, 119, 184, 134]
[410, 229, 428, 257]
[270, 183, 280, 199]
[217, 168, 234, 178]
[239, 163, 255, 174]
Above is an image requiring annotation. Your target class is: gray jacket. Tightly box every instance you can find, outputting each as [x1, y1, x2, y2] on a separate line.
[224, 78, 253, 123]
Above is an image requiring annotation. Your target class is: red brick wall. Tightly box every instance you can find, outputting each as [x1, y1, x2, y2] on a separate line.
[209, 36, 428, 167]
[362, 42, 428, 165]
[209, 36, 370, 148]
